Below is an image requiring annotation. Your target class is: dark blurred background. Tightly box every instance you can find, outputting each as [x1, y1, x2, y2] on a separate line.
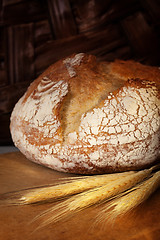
[0, 0, 160, 145]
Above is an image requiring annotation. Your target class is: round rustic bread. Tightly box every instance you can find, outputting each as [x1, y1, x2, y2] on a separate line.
[10, 53, 160, 174]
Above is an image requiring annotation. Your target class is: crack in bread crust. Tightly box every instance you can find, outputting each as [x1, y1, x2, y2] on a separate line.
[59, 57, 126, 143]
[10, 54, 160, 174]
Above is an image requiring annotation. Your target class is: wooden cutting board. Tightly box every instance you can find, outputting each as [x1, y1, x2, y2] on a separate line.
[0, 152, 160, 240]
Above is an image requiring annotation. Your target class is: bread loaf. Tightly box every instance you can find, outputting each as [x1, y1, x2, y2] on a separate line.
[10, 53, 160, 174]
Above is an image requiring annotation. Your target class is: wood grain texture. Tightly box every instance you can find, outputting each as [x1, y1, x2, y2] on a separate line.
[6, 23, 35, 84]
[1, 0, 160, 144]
[0, 152, 160, 240]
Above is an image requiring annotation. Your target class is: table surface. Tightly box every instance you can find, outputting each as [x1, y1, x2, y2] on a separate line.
[0, 151, 160, 240]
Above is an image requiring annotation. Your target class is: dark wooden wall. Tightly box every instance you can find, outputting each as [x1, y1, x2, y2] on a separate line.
[0, 0, 160, 144]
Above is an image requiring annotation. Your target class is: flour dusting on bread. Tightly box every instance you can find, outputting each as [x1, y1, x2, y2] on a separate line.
[10, 54, 160, 174]
[63, 53, 84, 77]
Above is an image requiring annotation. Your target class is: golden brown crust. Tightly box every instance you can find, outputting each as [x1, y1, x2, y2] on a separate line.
[111, 59, 160, 89]
[10, 54, 160, 174]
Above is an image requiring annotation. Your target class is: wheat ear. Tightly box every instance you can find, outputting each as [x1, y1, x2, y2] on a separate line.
[97, 170, 160, 224]
[34, 168, 152, 227]
[0, 171, 135, 205]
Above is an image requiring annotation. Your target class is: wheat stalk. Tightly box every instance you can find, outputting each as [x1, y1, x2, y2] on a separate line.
[34, 167, 153, 228]
[1, 164, 160, 229]
[0, 171, 135, 205]
[96, 170, 160, 224]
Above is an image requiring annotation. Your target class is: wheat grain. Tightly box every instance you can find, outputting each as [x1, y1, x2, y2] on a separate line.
[1, 165, 160, 229]
[0, 171, 134, 205]
[34, 167, 153, 227]
[10, 164, 159, 205]
[97, 170, 160, 224]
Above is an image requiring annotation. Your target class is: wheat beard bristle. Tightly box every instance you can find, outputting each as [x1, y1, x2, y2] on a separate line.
[0, 171, 134, 205]
[1, 165, 160, 230]
[32, 167, 153, 228]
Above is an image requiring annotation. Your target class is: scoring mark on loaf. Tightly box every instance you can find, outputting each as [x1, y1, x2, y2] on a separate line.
[11, 78, 160, 172]
[74, 80, 160, 168]
[63, 53, 84, 77]
[79, 81, 159, 146]
[10, 54, 160, 174]
[11, 78, 68, 143]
